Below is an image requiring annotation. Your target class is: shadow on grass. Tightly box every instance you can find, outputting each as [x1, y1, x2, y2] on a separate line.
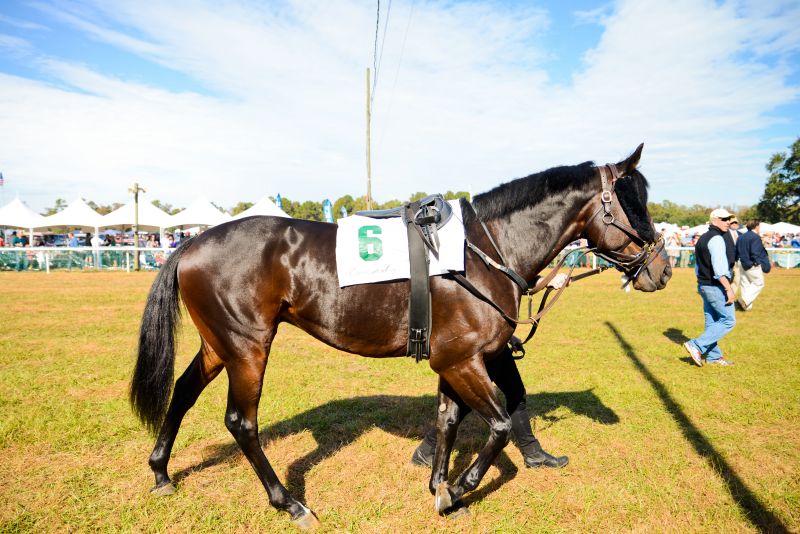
[663, 327, 690, 345]
[172, 389, 617, 506]
[606, 321, 789, 534]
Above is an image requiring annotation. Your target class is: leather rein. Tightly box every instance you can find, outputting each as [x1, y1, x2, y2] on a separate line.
[449, 163, 665, 351]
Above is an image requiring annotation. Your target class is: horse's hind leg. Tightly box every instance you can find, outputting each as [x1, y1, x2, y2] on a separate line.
[429, 378, 471, 496]
[432, 354, 512, 514]
[149, 343, 223, 494]
[223, 345, 320, 530]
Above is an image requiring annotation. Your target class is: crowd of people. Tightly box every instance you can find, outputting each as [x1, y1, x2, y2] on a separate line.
[0, 230, 196, 271]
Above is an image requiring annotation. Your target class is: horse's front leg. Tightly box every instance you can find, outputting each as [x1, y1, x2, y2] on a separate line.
[432, 354, 511, 514]
[429, 378, 470, 499]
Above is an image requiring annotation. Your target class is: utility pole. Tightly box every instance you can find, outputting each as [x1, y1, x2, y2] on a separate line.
[128, 182, 145, 271]
[366, 67, 373, 210]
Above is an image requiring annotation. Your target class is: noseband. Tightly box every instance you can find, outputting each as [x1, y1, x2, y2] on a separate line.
[588, 164, 665, 286]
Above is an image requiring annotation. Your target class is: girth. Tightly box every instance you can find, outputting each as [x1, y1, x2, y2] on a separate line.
[357, 194, 454, 362]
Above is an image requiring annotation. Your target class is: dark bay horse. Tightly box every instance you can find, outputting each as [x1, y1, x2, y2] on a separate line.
[131, 144, 671, 529]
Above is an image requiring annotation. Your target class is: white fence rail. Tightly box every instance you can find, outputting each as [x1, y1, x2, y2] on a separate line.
[2, 246, 799, 272]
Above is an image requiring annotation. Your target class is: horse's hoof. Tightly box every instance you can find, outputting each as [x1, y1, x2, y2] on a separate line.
[292, 509, 321, 531]
[435, 482, 453, 514]
[150, 482, 176, 496]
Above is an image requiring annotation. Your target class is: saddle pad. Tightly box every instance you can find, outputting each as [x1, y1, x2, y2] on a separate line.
[335, 200, 465, 287]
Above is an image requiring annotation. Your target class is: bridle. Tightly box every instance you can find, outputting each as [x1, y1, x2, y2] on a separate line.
[586, 163, 665, 288]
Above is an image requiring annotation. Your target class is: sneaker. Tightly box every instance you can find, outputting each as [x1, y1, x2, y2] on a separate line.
[683, 341, 703, 367]
[706, 358, 734, 366]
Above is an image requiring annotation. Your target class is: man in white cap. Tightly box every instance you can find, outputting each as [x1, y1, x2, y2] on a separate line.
[683, 208, 737, 366]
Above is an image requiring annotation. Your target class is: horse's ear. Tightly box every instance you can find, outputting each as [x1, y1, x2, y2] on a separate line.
[616, 143, 644, 174]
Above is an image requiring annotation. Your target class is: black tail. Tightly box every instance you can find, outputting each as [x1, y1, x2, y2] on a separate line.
[130, 241, 192, 434]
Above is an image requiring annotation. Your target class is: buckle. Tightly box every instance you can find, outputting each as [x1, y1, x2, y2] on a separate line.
[601, 191, 613, 203]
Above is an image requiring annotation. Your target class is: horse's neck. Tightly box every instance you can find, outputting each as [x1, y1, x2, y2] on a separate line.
[481, 188, 594, 283]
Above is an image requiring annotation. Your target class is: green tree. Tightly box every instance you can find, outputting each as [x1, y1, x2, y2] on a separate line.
[408, 191, 429, 202]
[230, 201, 254, 216]
[151, 200, 181, 215]
[444, 190, 471, 201]
[294, 200, 324, 221]
[332, 195, 356, 220]
[756, 137, 800, 223]
[41, 198, 68, 216]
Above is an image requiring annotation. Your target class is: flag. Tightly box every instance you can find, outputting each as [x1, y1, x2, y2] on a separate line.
[275, 193, 282, 209]
[323, 199, 333, 223]
[340, 206, 348, 218]
[0, 172, 4, 187]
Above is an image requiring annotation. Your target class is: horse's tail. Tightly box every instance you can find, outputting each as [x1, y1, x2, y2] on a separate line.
[130, 241, 192, 434]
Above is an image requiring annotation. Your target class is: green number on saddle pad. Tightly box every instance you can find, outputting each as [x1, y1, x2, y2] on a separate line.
[358, 225, 383, 261]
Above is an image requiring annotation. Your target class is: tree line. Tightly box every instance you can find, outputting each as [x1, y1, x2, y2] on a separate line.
[40, 137, 799, 225]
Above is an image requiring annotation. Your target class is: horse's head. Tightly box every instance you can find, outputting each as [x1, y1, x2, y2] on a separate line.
[581, 144, 672, 292]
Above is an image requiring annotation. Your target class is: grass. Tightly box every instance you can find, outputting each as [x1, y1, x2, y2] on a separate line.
[0, 268, 798, 533]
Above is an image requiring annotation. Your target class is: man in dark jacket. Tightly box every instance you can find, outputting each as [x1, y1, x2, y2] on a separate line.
[735, 219, 771, 311]
[683, 208, 737, 366]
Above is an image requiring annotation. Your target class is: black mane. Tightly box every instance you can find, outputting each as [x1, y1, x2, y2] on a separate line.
[464, 161, 654, 241]
[469, 161, 597, 222]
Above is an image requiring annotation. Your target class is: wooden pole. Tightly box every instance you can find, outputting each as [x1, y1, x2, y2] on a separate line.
[366, 68, 373, 210]
[128, 182, 145, 271]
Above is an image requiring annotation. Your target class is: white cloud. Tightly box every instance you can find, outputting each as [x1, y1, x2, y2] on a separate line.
[0, 0, 798, 213]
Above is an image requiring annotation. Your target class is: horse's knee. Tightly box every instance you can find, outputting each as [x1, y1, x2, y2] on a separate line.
[490, 419, 512, 445]
[225, 410, 259, 445]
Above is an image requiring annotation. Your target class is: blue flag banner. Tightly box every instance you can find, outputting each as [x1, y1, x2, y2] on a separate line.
[323, 199, 333, 223]
[275, 193, 282, 209]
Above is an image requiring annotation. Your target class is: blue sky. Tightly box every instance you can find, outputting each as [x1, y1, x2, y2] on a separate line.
[0, 0, 798, 214]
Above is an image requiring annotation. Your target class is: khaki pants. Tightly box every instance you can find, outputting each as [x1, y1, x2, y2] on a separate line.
[731, 261, 742, 297]
[739, 265, 765, 311]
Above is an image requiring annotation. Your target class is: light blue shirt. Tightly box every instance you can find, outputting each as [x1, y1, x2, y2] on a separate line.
[694, 233, 731, 280]
[707, 234, 731, 280]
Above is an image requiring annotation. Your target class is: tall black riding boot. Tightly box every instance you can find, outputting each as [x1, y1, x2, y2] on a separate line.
[410, 427, 437, 467]
[511, 406, 569, 469]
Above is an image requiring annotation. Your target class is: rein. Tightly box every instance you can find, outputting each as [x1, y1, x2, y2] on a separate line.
[450, 163, 663, 350]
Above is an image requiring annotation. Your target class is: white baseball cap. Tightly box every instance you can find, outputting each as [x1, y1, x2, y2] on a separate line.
[709, 208, 734, 220]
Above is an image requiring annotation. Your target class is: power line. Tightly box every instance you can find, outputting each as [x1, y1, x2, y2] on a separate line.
[371, 0, 392, 105]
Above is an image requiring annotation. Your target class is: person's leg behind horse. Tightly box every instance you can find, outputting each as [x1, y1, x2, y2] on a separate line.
[149, 344, 224, 493]
[412, 342, 567, 469]
[488, 347, 568, 468]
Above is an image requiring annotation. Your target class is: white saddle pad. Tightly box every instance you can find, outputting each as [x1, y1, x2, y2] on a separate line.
[335, 200, 466, 287]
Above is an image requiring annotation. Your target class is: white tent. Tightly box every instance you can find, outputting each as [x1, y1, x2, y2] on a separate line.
[681, 224, 709, 236]
[231, 196, 290, 220]
[761, 222, 800, 234]
[655, 222, 680, 236]
[167, 197, 231, 228]
[42, 197, 104, 230]
[101, 194, 171, 230]
[0, 197, 48, 245]
[0, 197, 47, 229]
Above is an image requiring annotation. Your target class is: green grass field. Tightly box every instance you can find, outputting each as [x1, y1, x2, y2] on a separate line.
[1, 268, 798, 533]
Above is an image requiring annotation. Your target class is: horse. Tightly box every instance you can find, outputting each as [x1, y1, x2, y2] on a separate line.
[130, 144, 671, 529]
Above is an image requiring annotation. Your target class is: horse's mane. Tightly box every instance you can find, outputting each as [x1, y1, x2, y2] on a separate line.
[467, 161, 597, 222]
[464, 161, 654, 241]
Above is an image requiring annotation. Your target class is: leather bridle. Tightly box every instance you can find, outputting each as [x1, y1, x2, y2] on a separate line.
[586, 163, 665, 288]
